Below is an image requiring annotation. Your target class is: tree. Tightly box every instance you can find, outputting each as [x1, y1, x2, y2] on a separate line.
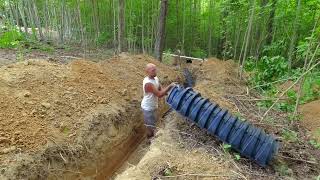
[118, 0, 126, 52]
[154, 0, 169, 61]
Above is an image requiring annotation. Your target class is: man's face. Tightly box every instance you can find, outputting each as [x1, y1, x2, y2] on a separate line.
[147, 66, 157, 77]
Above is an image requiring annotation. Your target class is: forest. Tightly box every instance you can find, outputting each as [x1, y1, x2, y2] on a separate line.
[0, 0, 320, 179]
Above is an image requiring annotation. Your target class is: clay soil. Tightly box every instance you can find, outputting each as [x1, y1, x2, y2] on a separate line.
[0, 53, 181, 179]
[300, 100, 320, 142]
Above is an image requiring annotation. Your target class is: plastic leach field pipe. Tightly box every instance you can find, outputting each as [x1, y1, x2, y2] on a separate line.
[166, 85, 279, 167]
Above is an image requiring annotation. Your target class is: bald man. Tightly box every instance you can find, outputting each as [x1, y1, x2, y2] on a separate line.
[141, 63, 176, 139]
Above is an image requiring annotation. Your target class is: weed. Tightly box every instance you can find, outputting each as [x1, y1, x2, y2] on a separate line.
[234, 153, 241, 161]
[223, 143, 231, 152]
[309, 140, 320, 149]
[275, 163, 293, 176]
[281, 129, 298, 142]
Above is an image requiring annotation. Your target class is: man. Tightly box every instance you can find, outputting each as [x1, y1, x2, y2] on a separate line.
[141, 63, 176, 139]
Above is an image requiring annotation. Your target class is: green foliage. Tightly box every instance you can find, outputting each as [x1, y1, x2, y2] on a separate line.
[163, 168, 173, 176]
[246, 56, 290, 89]
[0, 29, 24, 48]
[301, 72, 320, 103]
[309, 139, 320, 149]
[162, 49, 173, 65]
[96, 32, 111, 46]
[275, 163, 293, 176]
[281, 129, 298, 143]
[223, 143, 231, 152]
[190, 47, 207, 59]
[262, 40, 287, 57]
[234, 153, 241, 161]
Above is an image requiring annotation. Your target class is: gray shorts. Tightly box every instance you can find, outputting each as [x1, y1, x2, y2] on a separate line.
[142, 109, 157, 129]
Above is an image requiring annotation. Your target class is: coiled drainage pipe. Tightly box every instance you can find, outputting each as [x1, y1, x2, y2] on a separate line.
[166, 86, 279, 167]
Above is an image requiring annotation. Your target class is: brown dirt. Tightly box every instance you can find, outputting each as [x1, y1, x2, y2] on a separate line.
[115, 113, 237, 180]
[194, 58, 247, 113]
[0, 53, 181, 179]
[300, 100, 320, 142]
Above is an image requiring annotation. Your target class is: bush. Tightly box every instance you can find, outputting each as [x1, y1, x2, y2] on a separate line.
[0, 29, 24, 48]
[247, 56, 289, 89]
[190, 47, 207, 58]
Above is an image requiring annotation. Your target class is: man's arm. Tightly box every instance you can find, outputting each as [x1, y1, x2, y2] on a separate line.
[145, 83, 175, 98]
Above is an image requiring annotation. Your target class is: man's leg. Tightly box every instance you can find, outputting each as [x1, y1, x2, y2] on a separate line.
[142, 109, 156, 139]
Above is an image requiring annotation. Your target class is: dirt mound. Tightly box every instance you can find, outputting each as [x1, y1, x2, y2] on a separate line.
[300, 100, 320, 142]
[193, 58, 246, 113]
[0, 53, 181, 179]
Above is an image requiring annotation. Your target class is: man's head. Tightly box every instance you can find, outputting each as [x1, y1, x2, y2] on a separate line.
[145, 63, 157, 78]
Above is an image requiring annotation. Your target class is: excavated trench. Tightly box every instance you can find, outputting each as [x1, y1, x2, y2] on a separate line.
[94, 104, 170, 180]
[104, 68, 196, 179]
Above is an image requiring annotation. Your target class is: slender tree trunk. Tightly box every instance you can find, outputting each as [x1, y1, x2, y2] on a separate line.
[176, 0, 179, 45]
[77, 0, 84, 45]
[7, 2, 15, 26]
[288, 0, 301, 69]
[118, 0, 126, 52]
[25, 0, 37, 39]
[233, 17, 241, 60]
[31, 0, 44, 40]
[182, 0, 186, 53]
[240, 0, 256, 78]
[91, 0, 99, 43]
[266, 0, 277, 46]
[113, 0, 117, 53]
[141, 0, 145, 53]
[18, 1, 28, 34]
[208, 0, 213, 57]
[12, 2, 21, 31]
[154, 0, 169, 61]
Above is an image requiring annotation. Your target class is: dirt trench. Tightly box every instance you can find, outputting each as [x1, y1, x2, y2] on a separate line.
[0, 53, 181, 180]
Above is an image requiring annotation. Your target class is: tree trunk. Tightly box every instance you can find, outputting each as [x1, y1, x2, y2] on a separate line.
[25, 0, 37, 39]
[31, 0, 44, 40]
[266, 0, 277, 46]
[182, 0, 186, 53]
[77, 0, 84, 45]
[118, 0, 126, 52]
[154, 0, 169, 61]
[17, 1, 28, 34]
[113, 0, 117, 54]
[208, 0, 213, 57]
[141, 0, 145, 53]
[288, 0, 301, 69]
[239, 0, 256, 78]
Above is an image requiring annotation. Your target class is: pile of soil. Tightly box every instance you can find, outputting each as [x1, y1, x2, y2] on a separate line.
[0, 53, 181, 179]
[193, 58, 247, 113]
[300, 100, 320, 142]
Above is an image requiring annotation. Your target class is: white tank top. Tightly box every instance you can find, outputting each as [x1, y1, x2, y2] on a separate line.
[141, 76, 160, 111]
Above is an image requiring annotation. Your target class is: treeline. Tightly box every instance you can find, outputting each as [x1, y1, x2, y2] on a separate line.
[0, 0, 319, 66]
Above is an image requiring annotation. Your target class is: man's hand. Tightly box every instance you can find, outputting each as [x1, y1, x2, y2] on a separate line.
[169, 82, 178, 87]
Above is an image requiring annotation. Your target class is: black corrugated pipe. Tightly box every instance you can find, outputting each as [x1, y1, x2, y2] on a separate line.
[166, 85, 279, 167]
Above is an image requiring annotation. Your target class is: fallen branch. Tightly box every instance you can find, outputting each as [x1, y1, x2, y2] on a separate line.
[237, 97, 288, 101]
[160, 173, 239, 178]
[277, 155, 317, 164]
[261, 60, 320, 121]
[249, 77, 296, 90]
